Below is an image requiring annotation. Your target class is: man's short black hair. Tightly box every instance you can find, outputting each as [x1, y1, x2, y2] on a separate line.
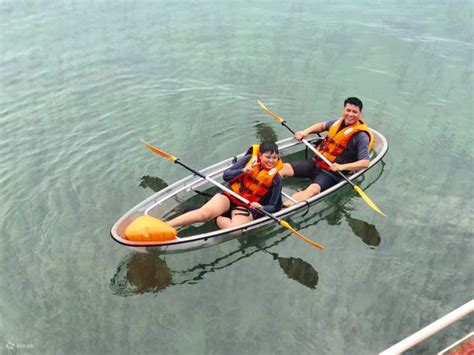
[260, 141, 279, 155]
[344, 97, 363, 111]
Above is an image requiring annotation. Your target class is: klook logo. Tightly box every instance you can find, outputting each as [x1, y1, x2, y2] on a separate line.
[5, 341, 34, 350]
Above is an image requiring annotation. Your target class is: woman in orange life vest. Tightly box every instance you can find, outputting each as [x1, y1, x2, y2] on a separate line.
[167, 141, 284, 230]
[279, 97, 375, 207]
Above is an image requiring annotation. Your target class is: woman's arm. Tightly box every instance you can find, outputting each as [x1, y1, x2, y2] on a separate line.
[261, 176, 283, 213]
[223, 155, 251, 181]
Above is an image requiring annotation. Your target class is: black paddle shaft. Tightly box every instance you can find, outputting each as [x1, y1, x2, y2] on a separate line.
[280, 121, 354, 186]
[281, 121, 296, 135]
[175, 160, 282, 224]
[175, 160, 205, 179]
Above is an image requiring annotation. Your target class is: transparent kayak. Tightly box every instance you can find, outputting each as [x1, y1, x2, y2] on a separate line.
[111, 130, 388, 254]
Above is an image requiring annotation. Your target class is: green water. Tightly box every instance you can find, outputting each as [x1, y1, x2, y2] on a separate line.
[1, 1, 472, 354]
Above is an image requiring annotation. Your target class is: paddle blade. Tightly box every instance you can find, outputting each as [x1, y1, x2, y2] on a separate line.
[279, 220, 324, 250]
[141, 139, 177, 162]
[257, 100, 285, 124]
[353, 185, 386, 217]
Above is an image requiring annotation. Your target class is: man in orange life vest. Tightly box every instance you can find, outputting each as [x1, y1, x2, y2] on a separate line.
[167, 141, 283, 230]
[280, 97, 374, 206]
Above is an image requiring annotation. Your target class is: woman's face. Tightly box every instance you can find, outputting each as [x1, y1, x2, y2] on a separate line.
[259, 151, 279, 170]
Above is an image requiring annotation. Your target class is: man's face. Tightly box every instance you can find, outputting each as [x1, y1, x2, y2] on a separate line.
[342, 103, 361, 125]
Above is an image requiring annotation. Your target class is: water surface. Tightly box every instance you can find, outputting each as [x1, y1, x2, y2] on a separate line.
[1, 1, 472, 354]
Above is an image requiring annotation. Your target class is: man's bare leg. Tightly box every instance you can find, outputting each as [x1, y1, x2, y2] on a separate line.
[279, 162, 294, 178]
[290, 183, 321, 204]
[280, 163, 321, 206]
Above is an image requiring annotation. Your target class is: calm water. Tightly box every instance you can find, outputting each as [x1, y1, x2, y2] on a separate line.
[1, 1, 472, 354]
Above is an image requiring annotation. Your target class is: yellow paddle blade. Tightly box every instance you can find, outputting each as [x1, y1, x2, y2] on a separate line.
[141, 139, 177, 162]
[279, 220, 324, 250]
[257, 100, 285, 124]
[353, 185, 386, 217]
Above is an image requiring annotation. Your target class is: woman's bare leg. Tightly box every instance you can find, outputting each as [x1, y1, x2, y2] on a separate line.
[168, 194, 230, 228]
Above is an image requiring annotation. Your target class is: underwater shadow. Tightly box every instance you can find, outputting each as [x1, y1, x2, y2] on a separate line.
[110, 234, 319, 297]
[253, 122, 279, 143]
[139, 175, 168, 192]
[325, 202, 381, 247]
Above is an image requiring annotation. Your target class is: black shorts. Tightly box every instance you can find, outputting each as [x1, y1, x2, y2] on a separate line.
[219, 193, 260, 219]
[232, 205, 261, 219]
[290, 159, 343, 191]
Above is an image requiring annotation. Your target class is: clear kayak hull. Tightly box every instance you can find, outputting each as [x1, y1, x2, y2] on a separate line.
[111, 130, 388, 254]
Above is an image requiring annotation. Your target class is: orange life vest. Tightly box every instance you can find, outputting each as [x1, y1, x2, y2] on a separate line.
[225, 145, 283, 207]
[315, 117, 375, 170]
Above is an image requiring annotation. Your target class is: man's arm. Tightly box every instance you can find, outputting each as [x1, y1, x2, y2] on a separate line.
[295, 122, 326, 140]
[330, 132, 370, 172]
[330, 159, 369, 172]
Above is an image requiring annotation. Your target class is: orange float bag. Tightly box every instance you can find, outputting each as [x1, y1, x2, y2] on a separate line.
[124, 215, 177, 242]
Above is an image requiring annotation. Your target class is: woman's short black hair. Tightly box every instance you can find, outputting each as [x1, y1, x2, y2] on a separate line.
[260, 141, 279, 155]
[344, 97, 363, 111]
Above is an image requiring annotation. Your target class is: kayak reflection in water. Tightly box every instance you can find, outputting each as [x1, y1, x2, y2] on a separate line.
[167, 141, 283, 230]
[110, 253, 173, 296]
[110, 237, 319, 296]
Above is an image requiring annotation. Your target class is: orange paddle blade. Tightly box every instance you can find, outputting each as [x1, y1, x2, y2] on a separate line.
[279, 220, 324, 250]
[141, 139, 177, 162]
[353, 185, 386, 217]
[257, 100, 285, 124]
